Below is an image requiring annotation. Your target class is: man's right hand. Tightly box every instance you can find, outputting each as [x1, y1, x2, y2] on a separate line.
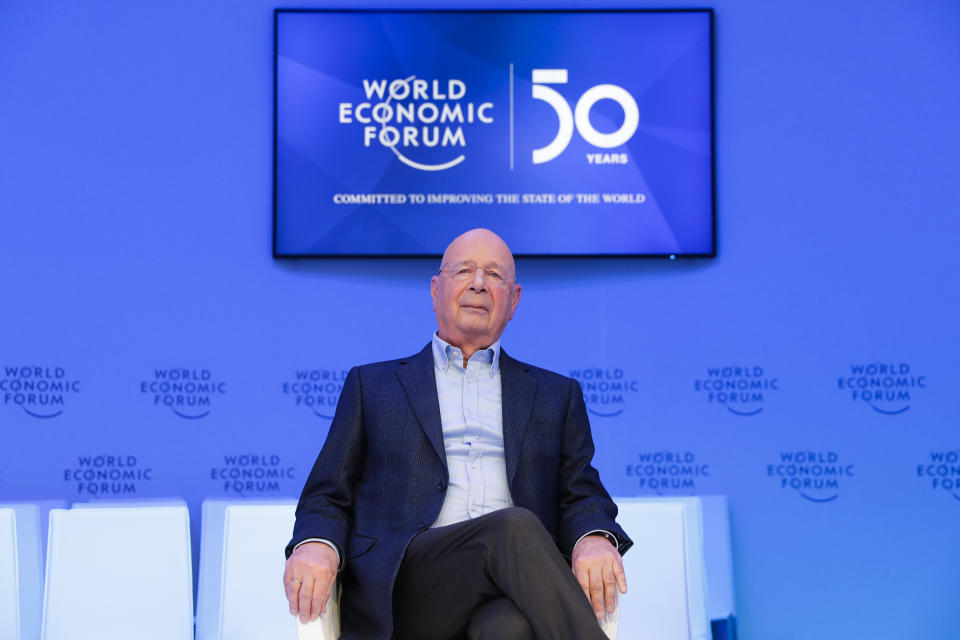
[283, 542, 340, 623]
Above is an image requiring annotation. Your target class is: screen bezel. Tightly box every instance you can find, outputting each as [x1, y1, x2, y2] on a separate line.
[272, 8, 716, 259]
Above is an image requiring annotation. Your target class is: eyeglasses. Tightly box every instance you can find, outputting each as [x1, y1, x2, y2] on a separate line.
[439, 262, 513, 286]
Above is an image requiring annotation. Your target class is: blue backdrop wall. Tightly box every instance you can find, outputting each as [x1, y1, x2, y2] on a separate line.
[2, 1, 958, 638]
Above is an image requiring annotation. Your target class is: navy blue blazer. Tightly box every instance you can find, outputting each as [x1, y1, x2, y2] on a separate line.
[287, 344, 632, 640]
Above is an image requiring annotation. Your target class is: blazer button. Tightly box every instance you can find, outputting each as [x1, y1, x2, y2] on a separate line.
[437, 481, 446, 491]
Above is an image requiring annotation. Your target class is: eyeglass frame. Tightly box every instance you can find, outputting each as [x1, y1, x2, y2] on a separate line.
[437, 261, 515, 286]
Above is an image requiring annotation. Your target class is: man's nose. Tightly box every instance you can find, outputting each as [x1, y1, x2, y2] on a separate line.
[468, 268, 488, 290]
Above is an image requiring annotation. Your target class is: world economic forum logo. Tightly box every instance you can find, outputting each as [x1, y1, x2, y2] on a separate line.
[338, 77, 492, 171]
[767, 451, 854, 503]
[210, 453, 296, 497]
[63, 454, 153, 498]
[0, 365, 80, 419]
[694, 365, 779, 416]
[568, 367, 640, 418]
[139, 368, 226, 419]
[626, 450, 710, 495]
[282, 368, 348, 419]
[336, 68, 641, 172]
[916, 450, 960, 503]
[837, 361, 925, 415]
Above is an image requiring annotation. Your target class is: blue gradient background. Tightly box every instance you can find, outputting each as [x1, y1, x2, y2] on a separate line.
[1, 1, 959, 638]
[275, 10, 713, 256]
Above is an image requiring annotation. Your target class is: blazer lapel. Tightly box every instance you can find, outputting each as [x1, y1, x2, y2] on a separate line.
[500, 350, 537, 486]
[396, 344, 446, 465]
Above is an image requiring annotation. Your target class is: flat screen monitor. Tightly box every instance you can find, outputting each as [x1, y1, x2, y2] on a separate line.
[274, 9, 715, 257]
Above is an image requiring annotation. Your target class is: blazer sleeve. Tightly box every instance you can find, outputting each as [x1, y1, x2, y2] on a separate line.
[555, 378, 633, 557]
[285, 366, 365, 558]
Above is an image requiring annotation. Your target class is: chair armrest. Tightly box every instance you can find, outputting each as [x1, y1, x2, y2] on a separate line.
[600, 588, 619, 639]
[295, 582, 341, 640]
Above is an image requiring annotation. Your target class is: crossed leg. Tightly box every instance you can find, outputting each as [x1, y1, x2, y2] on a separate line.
[392, 507, 606, 640]
[466, 597, 533, 640]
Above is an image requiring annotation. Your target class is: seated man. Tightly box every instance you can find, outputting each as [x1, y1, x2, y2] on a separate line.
[284, 229, 631, 640]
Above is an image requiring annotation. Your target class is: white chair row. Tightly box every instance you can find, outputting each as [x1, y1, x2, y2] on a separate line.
[0, 496, 734, 640]
[0, 501, 192, 640]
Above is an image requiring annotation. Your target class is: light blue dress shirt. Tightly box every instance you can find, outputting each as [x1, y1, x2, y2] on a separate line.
[429, 334, 617, 550]
[431, 333, 514, 527]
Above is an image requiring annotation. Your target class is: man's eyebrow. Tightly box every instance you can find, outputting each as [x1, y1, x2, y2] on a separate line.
[446, 260, 506, 269]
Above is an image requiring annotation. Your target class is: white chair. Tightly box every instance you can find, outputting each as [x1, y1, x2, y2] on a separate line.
[197, 500, 338, 640]
[614, 498, 712, 640]
[41, 506, 193, 640]
[196, 500, 234, 640]
[698, 495, 736, 634]
[0, 508, 21, 640]
[16, 500, 67, 580]
[295, 586, 342, 640]
[629, 496, 737, 635]
[0, 503, 46, 640]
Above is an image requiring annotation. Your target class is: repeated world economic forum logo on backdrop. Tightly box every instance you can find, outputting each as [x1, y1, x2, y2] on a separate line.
[0, 364, 80, 419]
[626, 450, 710, 495]
[836, 360, 926, 415]
[139, 367, 226, 419]
[281, 367, 349, 420]
[694, 364, 780, 416]
[209, 452, 297, 497]
[568, 366, 641, 418]
[274, 10, 714, 256]
[766, 450, 855, 503]
[916, 450, 960, 503]
[62, 454, 153, 499]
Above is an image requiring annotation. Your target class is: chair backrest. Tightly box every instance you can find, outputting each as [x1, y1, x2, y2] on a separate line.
[698, 495, 736, 622]
[0, 503, 45, 640]
[623, 496, 711, 638]
[627, 496, 738, 631]
[70, 498, 188, 509]
[0, 508, 20, 640]
[18, 500, 68, 581]
[219, 502, 299, 639]
[614, 498, 711, 640]
[197, 500, 306, 639]
[41, 506, 193, 640]
[196, 499, 234, 640]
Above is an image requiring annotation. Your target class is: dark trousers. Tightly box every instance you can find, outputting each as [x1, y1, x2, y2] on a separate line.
[392, 507, 607, 640]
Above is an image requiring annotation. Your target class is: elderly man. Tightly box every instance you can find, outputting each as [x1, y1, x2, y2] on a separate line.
[284, 229, 630, 640]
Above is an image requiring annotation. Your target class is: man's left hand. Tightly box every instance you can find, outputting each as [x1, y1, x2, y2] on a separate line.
[571, 534, 627, 620]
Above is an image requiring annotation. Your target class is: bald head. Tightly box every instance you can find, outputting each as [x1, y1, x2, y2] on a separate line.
[439, 228, 516, 281]
[431, 229, 522, 363]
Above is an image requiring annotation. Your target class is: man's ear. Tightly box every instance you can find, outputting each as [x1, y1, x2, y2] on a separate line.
[430, 275, 439, 312]
[507, 283, 522, 319]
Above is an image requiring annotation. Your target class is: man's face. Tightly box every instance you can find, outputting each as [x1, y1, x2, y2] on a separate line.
[431, 230, 521, 350]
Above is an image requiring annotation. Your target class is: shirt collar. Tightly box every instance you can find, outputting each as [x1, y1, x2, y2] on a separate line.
[432, 333, 501, 375]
